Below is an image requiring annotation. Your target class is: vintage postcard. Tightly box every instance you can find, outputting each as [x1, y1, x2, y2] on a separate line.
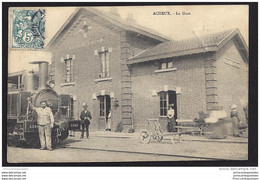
[5, 4, 252, 165]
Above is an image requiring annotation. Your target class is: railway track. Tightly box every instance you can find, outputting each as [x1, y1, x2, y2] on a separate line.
[65, 145, 226, 161]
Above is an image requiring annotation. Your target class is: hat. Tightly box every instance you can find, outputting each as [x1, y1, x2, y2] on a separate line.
[230, 104, 237, 110]
[82, 103, 87, 107]
[168, 104, 174, 107]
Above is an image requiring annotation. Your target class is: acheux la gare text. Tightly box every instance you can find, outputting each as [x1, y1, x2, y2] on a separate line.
[153, 11, 191, 15]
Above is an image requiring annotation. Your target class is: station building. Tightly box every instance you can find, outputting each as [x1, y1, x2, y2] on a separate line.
[47, 8, 248, 132]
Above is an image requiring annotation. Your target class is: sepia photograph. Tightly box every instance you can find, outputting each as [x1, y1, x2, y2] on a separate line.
[3, 3, 255, 166]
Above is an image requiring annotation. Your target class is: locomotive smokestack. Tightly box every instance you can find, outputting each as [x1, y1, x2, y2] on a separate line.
[29, 61, 49, 90]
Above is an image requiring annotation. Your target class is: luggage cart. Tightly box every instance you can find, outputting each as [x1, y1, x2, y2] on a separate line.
[140, 119, 202, 144]
[140, 119, 163, 144]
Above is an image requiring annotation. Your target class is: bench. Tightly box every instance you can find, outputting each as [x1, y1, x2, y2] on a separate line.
[175, 126, 203, 135]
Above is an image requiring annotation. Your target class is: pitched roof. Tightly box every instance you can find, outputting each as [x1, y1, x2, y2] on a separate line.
[8, 70, 27, 77]
[127, 28, 248, 64]
[46, 8, 170, 50]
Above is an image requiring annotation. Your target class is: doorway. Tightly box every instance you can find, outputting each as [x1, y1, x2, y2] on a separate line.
[159, 90, 177, 131]
[98, 95, 111, 130]
[159, 91, 177, 119]
[168, 91, 177, 119]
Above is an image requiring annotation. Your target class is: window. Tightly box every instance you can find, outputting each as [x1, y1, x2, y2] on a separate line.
[59, 94, 73, 118]
[64, 58, 73, 82]
[159, 93, 167, 116]
[99, 51, 110, 78]
[160, 61, 173, 70]
[8, 94, 18, 116]
[99, 96, 105, 117]
[159, 91, 177, 118]
[8, 75, 23, 90]
[70, 98, 74, 118]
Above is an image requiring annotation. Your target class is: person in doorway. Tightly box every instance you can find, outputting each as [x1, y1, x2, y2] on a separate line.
[167, 104, 177, 132]
[30, 100, 54, 151]
[106, 110, 112, 131]
[80, 103, 92, 139]
[230, 104, 241, 137]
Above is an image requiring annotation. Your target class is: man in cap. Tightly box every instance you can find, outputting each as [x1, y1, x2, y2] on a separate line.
[80, 103, 92, 139]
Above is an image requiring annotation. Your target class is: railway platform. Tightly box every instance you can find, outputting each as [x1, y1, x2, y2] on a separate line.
[7, 131, 248, 163]
[71, 130, 248, 144]
[63, 131, 248, 161]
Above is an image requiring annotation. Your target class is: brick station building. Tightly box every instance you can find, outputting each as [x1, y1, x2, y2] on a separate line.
[47, 8, 248, 132]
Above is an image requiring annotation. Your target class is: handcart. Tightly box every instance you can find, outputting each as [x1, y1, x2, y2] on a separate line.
[140, 119, 163, 144]
[140, 119, 203, 144]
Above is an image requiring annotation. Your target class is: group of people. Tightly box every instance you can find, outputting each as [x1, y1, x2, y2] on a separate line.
[30, 99, 246, 151]
[230, 104, 246, 137]
[166, 103, 247, 137]
[29, 100, 108, 151]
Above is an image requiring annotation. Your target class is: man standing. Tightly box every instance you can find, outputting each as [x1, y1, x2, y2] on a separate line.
[31, 100, 54, 151]
[80, 103, 92, 139]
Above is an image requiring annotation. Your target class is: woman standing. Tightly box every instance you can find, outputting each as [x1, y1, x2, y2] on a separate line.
[167, 104, 177, 132]
[106, 110, 112, 131]
[230, 104, 241, 137]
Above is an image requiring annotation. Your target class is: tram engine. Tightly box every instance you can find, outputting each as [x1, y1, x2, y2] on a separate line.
[7, 61, 80, 147]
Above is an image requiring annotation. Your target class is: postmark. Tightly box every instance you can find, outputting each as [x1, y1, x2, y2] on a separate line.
[11, 9, 45, 49]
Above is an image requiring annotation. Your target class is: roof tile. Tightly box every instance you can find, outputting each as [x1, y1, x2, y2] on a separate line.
[129, 29, 235, 62]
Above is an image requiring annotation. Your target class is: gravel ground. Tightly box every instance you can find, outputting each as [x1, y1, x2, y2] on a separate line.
[7, 134, 248, 163]
[7, 146, 205, 163]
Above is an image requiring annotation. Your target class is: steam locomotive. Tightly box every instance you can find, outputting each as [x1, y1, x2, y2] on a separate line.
[7, 61, 80, 147]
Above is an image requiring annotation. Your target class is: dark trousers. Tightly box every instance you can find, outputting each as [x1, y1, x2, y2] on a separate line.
[81, 124, 89, 138]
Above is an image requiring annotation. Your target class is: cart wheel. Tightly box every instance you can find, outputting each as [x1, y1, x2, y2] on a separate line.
[140, 130, 151, 144]
[155, 135, 163, 142]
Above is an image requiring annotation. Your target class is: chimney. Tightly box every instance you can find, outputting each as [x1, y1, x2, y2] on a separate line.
[30, 61, 49, 90]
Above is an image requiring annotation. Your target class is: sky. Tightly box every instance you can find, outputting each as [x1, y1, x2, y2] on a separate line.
[8, 5, 248, 73]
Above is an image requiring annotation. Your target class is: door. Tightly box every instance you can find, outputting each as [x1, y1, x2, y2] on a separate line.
[159, 91, 177, 131]
[98, 95, 111, 130]
[168, 91, 177, 119]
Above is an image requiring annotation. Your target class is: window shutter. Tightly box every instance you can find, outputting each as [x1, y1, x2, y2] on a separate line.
[66, 60, 70, 82]
[101, 53, 105, 77]
[70, 59, 74, 82]
[62, 59, 66, 83]
[106, 52, 110, 76]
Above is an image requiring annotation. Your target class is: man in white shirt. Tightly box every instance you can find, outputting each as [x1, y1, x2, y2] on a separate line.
[32, 101, 54, 150]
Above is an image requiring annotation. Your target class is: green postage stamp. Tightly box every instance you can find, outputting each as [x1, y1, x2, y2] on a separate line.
[11, 9, 45, 49]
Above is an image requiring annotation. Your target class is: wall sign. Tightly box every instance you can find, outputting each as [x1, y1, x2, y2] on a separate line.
[69, 37, 104, 50]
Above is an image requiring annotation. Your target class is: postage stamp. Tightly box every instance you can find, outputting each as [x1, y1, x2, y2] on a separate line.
[11, 9, 45, 49]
